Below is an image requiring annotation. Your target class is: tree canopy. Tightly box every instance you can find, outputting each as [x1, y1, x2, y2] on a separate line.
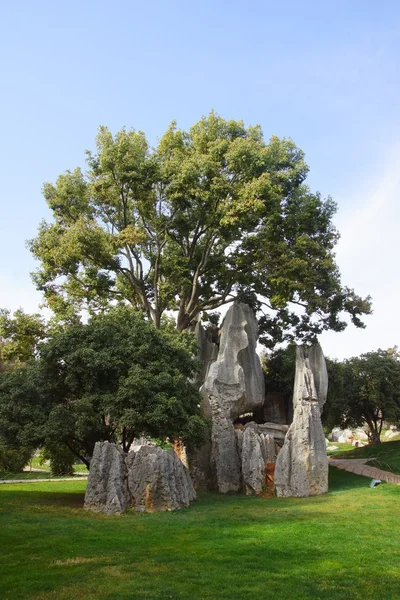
[324, 349, 400, 444]
[0, 308, 46, 372]
[264, 345, 400, 444]
[0, 308, 205, 465]
[29, 112, 371, 347]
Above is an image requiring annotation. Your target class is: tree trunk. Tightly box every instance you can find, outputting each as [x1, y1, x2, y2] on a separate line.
[368, 428, 381, 445]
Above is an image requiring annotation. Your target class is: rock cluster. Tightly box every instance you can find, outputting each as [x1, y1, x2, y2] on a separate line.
[199, 302, 265, 493]
[237, 423, 276, 495]
[85, 302, 331, 509]
[274, 345, 328, 497]
[84, 441, 196, 515]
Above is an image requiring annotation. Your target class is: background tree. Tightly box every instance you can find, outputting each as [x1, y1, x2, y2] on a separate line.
[324, 349, 400, 444]
[29, 113, 371, 347]
[0, 308, 205, 467]
[262, 343, 346, 428]
[0, 308, 46, 372]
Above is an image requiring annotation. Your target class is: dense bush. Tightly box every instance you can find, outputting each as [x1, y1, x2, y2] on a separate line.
[0, 444, 33, 473]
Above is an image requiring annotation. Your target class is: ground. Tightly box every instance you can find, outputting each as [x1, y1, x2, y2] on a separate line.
[1, 462, 399, 600]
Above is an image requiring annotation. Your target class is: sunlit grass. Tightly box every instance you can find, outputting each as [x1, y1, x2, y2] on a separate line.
[1, 465, 399, 600]
[333, 439, 400, 475]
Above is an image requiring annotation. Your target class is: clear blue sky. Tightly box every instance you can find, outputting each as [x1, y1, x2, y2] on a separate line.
[1, 0, 399, 358]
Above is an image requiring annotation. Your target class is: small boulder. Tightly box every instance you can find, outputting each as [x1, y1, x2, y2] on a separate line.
[84, 441, 130, 515]
[352, 440, 364, 447]
[126, 445, 196, 512]
[355, 428, 369, 441]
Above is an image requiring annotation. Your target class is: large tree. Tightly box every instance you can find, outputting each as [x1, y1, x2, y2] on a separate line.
[325, 349, 400, 444]
[0, 308, 205, 466]
[29, 113, 371, 346]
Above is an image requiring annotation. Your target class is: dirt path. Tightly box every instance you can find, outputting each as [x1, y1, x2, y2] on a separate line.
[329, 458, 400, 485]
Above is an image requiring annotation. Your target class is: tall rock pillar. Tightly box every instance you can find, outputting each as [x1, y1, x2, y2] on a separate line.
[274, 344, 329, 497]
[200, 302, 265, 493]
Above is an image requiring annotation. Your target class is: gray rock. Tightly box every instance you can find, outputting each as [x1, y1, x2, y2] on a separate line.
[126, 445, 196, 512]
[261, 433, 276, 463]
[193, 320, 219, 391]
[338, 429, 353, 443]
[258, 422, 288, 442]
[200, 302, 265, 493]
[274, 344, 329, 497]
[241, 423, 265, 495]
[332, 427, 353, 443]
[84, 441, 130, 515]
[355, 428, 369, 441]
[209, 395, 242, 493]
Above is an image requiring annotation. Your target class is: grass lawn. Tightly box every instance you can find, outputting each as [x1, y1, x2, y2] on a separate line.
[0, 468, 399, 600]
[0, 471, 83, 481]
[333, 440, 400, 475]
[27, 456, 88, 474]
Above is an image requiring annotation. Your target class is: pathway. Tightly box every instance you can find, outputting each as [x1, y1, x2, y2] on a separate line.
[329, 458, 400, 485]
[0, 477, 87, 484]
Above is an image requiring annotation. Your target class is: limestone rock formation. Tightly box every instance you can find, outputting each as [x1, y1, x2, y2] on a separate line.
[85, 443, 196, 514]
[193, 320, 219, 392]
[126, 445, 196, 512]
[241, 423, 266, 495]
[200, 302, 265, 493]
[274, 344, 329, 497]
[238, 423, 277, 495]
[84, 441, 130, 515]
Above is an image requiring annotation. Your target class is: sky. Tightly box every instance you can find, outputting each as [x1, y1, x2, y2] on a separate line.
[0, 0, 399, 360]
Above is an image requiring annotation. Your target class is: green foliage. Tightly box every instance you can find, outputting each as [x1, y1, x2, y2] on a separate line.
[40, 444, 75, 476]
[29, 112, 371, 346]
[262, 342, 296, 399]
[0, 308, 46, 371]
[0, 444, 33, 473]
[0, 307, 204, 463]
[324, 349, 400, 444]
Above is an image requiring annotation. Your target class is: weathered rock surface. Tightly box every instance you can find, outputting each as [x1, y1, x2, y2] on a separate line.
[84, 441, 130, 515]
[241, 423, 266, 495]
[126, 446, 196, 512]
[274, 344, 329, 498]
[85, 442, 196, 514]
[201, 302, 265, 493]
[332, 428, 354, 443]
[193, 320, 219, 392]
[355, 428, 369, 441]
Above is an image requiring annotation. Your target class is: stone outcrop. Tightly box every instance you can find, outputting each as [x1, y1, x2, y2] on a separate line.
[193, 320, 219, 393]
[274, 344, 329, 498]
[127, 445, 196, 512]
[200, 302, 265, 493]
[238, 423, 277, 495]
[85, 442, 196, 514]
[84, 441, 130, 515]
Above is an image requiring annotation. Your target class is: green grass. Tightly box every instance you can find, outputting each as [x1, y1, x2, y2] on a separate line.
[333, 439, 400, 475]
[0, 471, 83, 481]
[0, 468, 399, 600]
[28, 456, 88, 474]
